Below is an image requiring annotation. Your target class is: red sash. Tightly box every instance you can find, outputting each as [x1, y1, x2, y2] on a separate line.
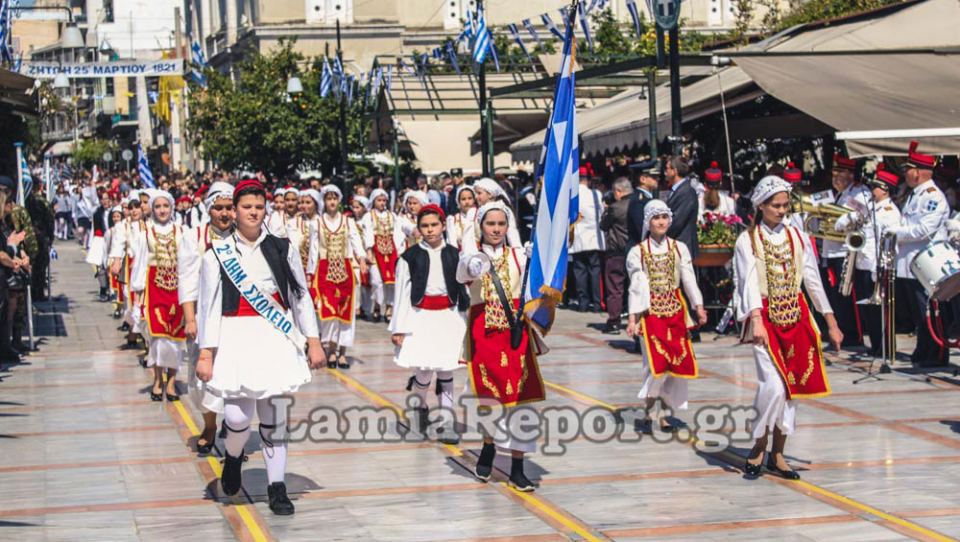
[373, 239, 398, 285]
[466, 300, 545, 407]
[314, 259, 355, 323]
[225, 292, 286, 317]
[144, 267, 186, 340]
[640, 291, 698, 378]
[761, 294, 830, 399]
[416, 295, 452, 310]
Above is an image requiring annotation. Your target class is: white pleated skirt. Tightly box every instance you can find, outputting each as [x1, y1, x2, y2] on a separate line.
[394, 308, 466, 371]
[146, 337, 185, 370]
[205, 316, 312, 400]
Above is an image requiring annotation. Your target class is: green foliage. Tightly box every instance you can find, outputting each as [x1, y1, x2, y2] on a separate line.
[776, 0, 902, 29]
[186, 40, 368, 178]
[72, 138, 113, 168]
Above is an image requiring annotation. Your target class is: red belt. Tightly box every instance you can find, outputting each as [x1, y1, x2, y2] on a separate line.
[416, 295, 453, 310]
[225, 292, 286, 317]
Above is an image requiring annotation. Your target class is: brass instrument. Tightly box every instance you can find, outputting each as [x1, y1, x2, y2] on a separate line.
[790, 191, 866, 296]
[861, 232, 897, 370]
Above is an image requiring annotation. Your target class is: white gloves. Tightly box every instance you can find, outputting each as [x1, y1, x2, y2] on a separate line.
[524, 241, 533, 259]
[467, 254, 490, 277]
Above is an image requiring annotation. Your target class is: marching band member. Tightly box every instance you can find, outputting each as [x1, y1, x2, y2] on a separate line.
[131, 191, 188, 402]
[446, 185, 477, 250]
[735, 176, 842, 480]
[363, 188, 403, 323]
[350, 195, 374, 320]
[314, 185, 367, 369]
[196, 179, 324, 516]
[834, 164, 902, 357]
[457, 201, 546, 492]
[820, 155, 871, 347]
[177, 181, 235, 454]
[389, 204, 468, 443]
[626, 200, 707, 432]
[698, 161, 735, 220]
[888, 142, 950, 367]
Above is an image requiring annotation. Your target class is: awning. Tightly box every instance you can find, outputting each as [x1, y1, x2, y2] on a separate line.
[44, 140, 75, 157]
[398, 119, 513, 175]
[579, 67, 758, 157]
[731, 0, 960, 157]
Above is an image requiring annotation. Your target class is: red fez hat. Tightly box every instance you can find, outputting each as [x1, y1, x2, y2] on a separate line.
[234, 179, 266, 200]
[870, 163, 900, 191]
[833, 154, 857, 171]
[195, 183, 209, 198]
[783, 162, 803, 184]
[417, 203, 446, 223]
[578, 163, 596, 178]
[176, 195, 191, 205]
[905, 140, 936, 170]
[704, 161, 722, 184]
[265, 193, 274, 201]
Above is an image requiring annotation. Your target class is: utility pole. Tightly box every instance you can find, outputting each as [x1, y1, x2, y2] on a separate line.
[171, 6, 185, 172]
[477, 0, 489, 177]
[668, 25, 682, 139]
[337, 19, 348, 187]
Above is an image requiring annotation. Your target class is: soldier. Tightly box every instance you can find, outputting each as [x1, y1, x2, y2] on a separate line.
[887, 142, 950, 367]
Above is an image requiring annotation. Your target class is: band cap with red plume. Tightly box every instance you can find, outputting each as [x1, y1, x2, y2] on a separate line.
[783, 161, 803, 184]
[905, 140, 936, 170]
[704, 161, 722, 184]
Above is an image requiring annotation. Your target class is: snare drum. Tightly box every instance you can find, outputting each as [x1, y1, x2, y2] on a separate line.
[910, 241, 960, 301]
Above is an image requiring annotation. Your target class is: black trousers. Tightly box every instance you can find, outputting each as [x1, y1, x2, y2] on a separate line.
[32, 242, 49, 299]
[899, 278, 949, 366]
[572, 251, 602, 309]
[602, 253, 626, 324]
[820, 257, 863, 347]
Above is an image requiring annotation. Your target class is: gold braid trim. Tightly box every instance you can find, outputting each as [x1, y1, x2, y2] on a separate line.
[481, 249, 513, 330]
[477, 363, 501, 399]
[151, 227, 179, 292]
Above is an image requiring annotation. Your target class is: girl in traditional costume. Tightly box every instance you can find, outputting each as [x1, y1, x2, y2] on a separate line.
[131, 191, 187, 401]
[397, 190, 429, 252]
[626, 200, 707, 432]
[457, 201, 546, 492]
[110, 192, 146, 350]
[461, 178, 522, 248]
[313, 185, 367, 369]
[294, 189, 322, 302]
[196, 179, 324, 515]
[104, 206, 125, 319]
[735, 175, 843, 479]
[363, 188, 403, 322]
[389, 204, 468, 444]
[446, 186, 477, 250]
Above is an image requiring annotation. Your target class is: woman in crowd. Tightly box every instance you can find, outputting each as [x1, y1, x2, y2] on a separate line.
[446, 185, 477, 250]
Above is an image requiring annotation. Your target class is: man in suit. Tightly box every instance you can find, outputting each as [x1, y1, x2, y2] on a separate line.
[570, 164, 605, 312]
[626, 159, 660, 247]
[664, 156, 699, 259]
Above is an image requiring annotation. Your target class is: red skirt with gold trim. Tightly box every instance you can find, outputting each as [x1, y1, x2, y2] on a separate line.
[373, 240, 398, 285]
[639, 290, 698, 379]
[143, 267, 185, 340]
[465, 302, 545, 407]
[761, 294, 830, 399]
[314, 259, 355, 323]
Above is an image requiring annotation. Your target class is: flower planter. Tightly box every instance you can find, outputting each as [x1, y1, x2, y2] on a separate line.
[694, 244, 734, 267]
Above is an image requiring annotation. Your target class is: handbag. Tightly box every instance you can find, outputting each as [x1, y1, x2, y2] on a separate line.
[487, 266, 525, 350]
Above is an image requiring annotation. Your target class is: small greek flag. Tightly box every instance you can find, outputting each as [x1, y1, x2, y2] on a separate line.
[320, 57, 333, 98]
[137, 143, 156, 189]
[19, 153, 31, 203]
[522, 19, 542, 48]
[577, 2, 594, 53]
[190, 36, 207, 87]
[507, 23, 533, 64]
[540, 13, 564, 41]
[626, 0, 644, 39]
[470, 3, 491, 65]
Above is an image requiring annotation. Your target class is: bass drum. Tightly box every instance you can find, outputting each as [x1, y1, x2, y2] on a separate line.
[911, 241, 960, 301]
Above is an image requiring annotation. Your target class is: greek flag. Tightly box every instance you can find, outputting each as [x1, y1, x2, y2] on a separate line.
[445, 41, 461, 76]
[470, 4, 490, 65]
[320, 57, 333, 98]
[577, 2, 594, 53]
[190, 35, 207, 87]
[522, 19, 579, 336]
[540, 13, 564, 41]
[18, 153, 31, 204]
[522, 19, 542, 48]
[385, 64, 393, 95]
[0, 0, 12, 63]
[625, 0, 643, 39]
[137, 143, 156, 188]
[507, 23, 532, 64]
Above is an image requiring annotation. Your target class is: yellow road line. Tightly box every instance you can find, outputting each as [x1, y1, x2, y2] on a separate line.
[324, 368, 602, 541]
[544, 380, 618, 410]
[542, 379, 957, 542]
[172, 400, 269, 542]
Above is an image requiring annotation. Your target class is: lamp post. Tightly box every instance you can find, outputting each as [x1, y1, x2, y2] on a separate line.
[336, 19, 348, 189]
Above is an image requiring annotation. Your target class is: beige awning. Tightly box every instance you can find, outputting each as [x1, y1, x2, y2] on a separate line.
[398, 119, 512, 176]
[579, 67, 758, 157]
[731, 0, 960, 157]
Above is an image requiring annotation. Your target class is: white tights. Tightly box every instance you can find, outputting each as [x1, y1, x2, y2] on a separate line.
[223, 397, 288, 484]
[408, 369, 454, 410]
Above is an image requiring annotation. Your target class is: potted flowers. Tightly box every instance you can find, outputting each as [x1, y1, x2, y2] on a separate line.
[695, 212, 743, 267]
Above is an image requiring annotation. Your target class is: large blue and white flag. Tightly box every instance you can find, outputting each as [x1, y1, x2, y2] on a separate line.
[137, 143, 156, 188]
[523, 18, 579, 335]
[470, 3, 490, 65]
[0, 0, 12, 63]
[19, 153, 32, 202]
[540, 13, 564, 41]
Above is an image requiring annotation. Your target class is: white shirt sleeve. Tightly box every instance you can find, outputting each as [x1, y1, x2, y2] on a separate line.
[362, 214, 375, 250]
[109, 224, 127, 259]
[177, 228, 201, 304]
[894, 193, 948, 242]
[387, 258, 412, 335]
[734, 231, 762, 323]
[446, 216, 459, 249]
[347, 218, 365, 259]
[287, 241, 319, 339]
[677, 242, 703, 308]
[130, 230, 148, 293]
[625, 246, 649, 314]
[197, 251, 223, 349]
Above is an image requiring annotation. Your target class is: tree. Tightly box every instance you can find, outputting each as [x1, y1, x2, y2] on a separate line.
[72, 138, 113, 168]
[186, 40, 367, 178]
[777, 0, 901, 29]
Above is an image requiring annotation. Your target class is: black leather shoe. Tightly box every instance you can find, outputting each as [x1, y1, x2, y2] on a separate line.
[221, 452, 244, 496]
[475, 442, 496, 482]
[267, 482, 295, 515]
[150, 387, 163, 402]
[336, 353, 350, 369]
[766, 457, 801, 480]
[509, 458, 536, 492]
[744, 454, 764, 479]
[602, 323, 621, 335]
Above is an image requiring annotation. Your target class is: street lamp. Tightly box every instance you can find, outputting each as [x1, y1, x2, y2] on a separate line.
[60, 24, 85, 49]
[53, 73, 70, 90]
[286, 76, 304, 95]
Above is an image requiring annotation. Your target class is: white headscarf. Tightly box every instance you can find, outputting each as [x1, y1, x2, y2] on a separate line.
[750, 175, 792, 207]
[475, 201, 512, 246]
[456, 184, 476, 204]
[126, 190, 142, 205]
[300, 188, 323, 210]
[370, 188, 389, 205]
[274, 187, 293, 197]
[353, 195, 371, 210]
[473, 177, 508, 202]
[403, 190, 429, 206]
[147, 190, 175, 222]
[642, 199, 673, 239]
[204, 181, 234, 209]
[320, 184, 342, 201]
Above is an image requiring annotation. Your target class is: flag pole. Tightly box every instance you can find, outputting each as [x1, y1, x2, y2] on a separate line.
[518, 0, 579, 318]
[14, 142, 36, 351]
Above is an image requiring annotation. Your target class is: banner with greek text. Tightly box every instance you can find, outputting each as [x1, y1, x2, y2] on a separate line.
[22, 59, 183, 79]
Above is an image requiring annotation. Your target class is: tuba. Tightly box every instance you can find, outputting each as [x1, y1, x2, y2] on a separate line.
[789, 191, 866, 251]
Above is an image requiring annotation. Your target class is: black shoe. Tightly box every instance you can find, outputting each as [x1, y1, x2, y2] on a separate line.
[437, 423, 461, 445]
[221, 451, 244, 496]
[336, 353, 350, 369]
[165, 391, 180, 402]
[744, 453, 764, 479]
[196, 438, 213, 455]
[118, 322, 130, 332]
[120, 341, 139, 351]
[766, 457, 800, 480]
[0, 349, 21, 364]
[267, 482, 295, 515]
[98, 294, 110, 302]
[602, 322, 621, 335]
[634, 418, 653, 435]
[415, 407, 430, 434]
[150, 390, 163, 402]
[371, 313, 382, 323]
[659, 420, 679, 433]
[113, 309, 122, 319]
[475, 442, 496, 482]
[509, 458, 536, 492]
